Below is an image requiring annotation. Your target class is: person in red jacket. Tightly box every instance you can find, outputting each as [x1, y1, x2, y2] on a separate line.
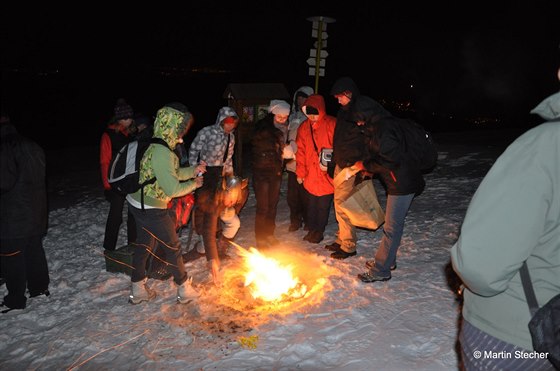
[295, 94, 336, 244]
[99, 99, 136, 251]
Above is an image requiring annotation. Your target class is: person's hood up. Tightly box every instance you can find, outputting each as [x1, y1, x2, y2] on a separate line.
[351, 95, 392, 123]
[153, 106, 192, 149]
[214, 106, 239, 125]
[302, 94, 327, 120]
[291, 86, 314, 112]
[530, 91, 560, 121]
[330, 77, 360, 98]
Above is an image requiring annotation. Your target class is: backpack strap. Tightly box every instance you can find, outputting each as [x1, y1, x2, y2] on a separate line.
[150, 137, 171, 150]
[520, 261, 539, 316]
[138, 138, 171, 210]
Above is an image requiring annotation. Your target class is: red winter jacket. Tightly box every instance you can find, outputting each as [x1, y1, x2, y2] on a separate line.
[295, 94, 336, 196]
[99, 123, 131, 190]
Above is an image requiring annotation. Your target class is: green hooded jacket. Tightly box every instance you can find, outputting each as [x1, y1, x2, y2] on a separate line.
[128, 106, 198, 208]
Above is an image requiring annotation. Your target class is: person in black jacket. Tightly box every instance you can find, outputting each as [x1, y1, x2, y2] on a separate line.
[250, 100, 291, 249]
[326, 77, 392, 259]
[355, 110, 425, 283]
[0, 111, 50, 312]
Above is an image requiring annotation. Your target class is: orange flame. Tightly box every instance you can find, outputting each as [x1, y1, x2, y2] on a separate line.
[211, 241, 341, 316]
[237, 246, 307, 301]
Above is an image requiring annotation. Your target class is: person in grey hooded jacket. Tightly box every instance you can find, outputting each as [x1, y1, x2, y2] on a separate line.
[451, 67, 560, 371]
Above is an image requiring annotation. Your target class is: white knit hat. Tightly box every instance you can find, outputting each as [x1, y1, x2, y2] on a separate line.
[268, 100, 290, 115]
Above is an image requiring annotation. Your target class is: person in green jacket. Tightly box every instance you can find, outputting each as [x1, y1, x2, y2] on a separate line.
[451, 67, 560, 370]
[127, 102, 206, 305]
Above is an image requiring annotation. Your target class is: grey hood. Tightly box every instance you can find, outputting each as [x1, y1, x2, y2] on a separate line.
[530, 91, 560, 121]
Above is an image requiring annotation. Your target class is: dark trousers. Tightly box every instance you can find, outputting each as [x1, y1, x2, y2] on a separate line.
[305, 191, 333, 234]
[252, 170, 282, 242]
[194, 166, 222, 262]
[103, 189, 136, 251]
[129, 206, 187, 285]
[1, 236, 50, 309]
[287, 171, 308, 227]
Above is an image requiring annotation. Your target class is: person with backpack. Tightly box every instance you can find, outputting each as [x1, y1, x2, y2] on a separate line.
[126, 102, 205, 304]
[354, 102, 426, 282]
[325, 77, 392, 259]
[99, 99, 137, 252]
[450, 67, 560, 371]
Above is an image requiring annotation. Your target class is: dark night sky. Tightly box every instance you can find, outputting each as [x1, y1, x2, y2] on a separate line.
[1, 1, 559, 147]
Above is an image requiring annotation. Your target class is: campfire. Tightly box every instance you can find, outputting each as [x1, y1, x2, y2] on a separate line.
[236, 245, 307, 301]
[213, 242, 340, 315]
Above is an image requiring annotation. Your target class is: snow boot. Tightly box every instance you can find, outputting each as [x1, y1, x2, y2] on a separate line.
[129, 278, 156, 304]
[358, 270, 391, 283]
[365, 259, 397, 271]
[177, 277, 200, 304]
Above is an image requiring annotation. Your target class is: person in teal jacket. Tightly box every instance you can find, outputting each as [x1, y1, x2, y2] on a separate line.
[127, 102, 206, 305]
[451, 68, 560, 370]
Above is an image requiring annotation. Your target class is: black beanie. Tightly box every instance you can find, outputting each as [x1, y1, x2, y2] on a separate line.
[114, 99, 134, 120]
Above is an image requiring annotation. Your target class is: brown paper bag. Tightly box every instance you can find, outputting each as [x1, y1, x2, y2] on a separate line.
[340, 179, 385, 230]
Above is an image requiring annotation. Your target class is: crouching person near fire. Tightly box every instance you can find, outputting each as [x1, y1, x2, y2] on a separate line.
[127, 102, 206, 304]
[188, 107, 240, 284]
[217, 175, 249, 255]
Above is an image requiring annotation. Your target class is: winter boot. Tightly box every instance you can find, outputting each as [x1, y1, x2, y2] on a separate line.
[129, 278, 156, 304]
[177, 277, 200, 304]
[365, 259, 397, 271]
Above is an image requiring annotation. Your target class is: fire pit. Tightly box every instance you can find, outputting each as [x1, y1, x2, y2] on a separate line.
[214, 242, 341, 315]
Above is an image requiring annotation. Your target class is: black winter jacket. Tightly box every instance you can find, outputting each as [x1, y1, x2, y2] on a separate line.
[330, 77, 391, 168]
[363, 117, 425, 196]
[0, 123, 48, 239]
[251, 114, 285, 176]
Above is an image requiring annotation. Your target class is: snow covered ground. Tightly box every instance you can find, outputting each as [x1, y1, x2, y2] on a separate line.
[0, 131, 517, 370]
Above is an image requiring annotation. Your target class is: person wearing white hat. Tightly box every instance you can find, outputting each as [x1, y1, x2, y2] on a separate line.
[250, 99, 291, 249]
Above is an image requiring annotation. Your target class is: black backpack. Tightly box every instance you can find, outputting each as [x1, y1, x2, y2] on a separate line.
[108, 137, 170, 207]
[396, 118, 438, 173]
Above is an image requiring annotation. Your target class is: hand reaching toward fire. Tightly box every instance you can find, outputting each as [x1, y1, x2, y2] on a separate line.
[208, 259, 222, 286]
